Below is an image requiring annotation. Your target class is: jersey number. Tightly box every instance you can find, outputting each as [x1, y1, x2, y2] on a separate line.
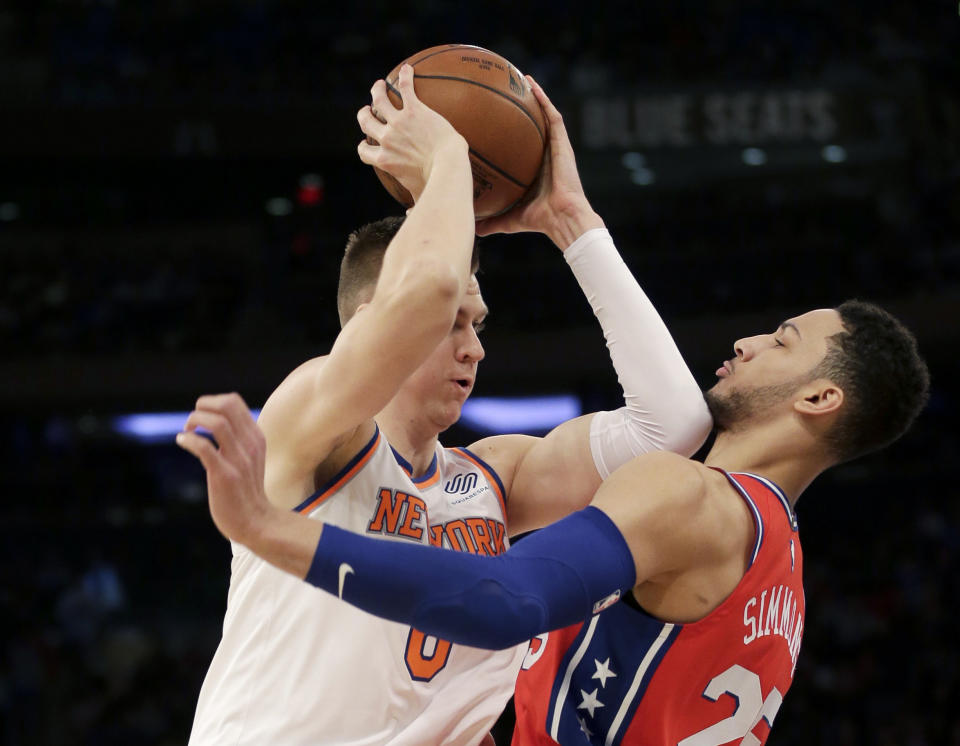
[677, 664, 784, 746]
[405, 628, 452, 682]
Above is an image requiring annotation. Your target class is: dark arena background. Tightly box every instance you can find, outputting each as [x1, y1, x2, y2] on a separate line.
[1, 2, 958, 744]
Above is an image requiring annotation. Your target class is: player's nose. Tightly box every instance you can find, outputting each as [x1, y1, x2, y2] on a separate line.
[734, 335, 759, 361]
[461, 327, 485, 363]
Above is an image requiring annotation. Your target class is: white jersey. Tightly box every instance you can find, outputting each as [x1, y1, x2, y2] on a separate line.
[190, 425, 525, 745]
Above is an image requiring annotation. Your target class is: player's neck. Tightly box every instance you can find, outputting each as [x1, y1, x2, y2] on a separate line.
[375, 414, 441, 478]
[704, 422, 830, 507]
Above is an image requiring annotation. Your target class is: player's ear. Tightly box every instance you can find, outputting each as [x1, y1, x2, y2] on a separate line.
[794, 380, 843, 416]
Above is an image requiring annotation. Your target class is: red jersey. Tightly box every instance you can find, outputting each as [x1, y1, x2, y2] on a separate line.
[513, 470, 804, 746]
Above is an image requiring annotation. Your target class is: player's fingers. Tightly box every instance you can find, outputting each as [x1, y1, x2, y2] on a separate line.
[221, 396, 265, 465]
[357, 139, 381, 166]
[370, 79, 396, 119]
[193, 392, 252, 429]
[193, 392, 250, 418]
[393, 63, 416, 106]
[184, 409, 237, 455]
[357, 106, 386, 142]
[175, 430, 222, 470]
[527, 75, 565, 131]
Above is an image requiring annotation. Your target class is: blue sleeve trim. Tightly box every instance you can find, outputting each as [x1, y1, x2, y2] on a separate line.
[305, 506, 636, 649]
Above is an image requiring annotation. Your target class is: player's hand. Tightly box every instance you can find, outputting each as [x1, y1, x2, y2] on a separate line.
[176, 393, 273, 546]
[474, 75, 604, 250]
[357, 64, 468, 202]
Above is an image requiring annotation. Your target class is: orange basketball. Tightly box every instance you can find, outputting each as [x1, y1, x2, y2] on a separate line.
[372, 44, 546, 219]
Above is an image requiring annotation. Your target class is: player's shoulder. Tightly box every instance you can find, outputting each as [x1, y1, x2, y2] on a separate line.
[258, 355, 330, 423]
[615, 450, 710, 494]
[461, 433, 539, 485]
[465, 434, 539, 465]
[594, 452, 712, 527]
[273, 354, 331, 393]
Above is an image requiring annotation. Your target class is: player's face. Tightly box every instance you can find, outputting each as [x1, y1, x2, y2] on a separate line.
[398, 275, 487, 431]
[705, 309, 844, 429]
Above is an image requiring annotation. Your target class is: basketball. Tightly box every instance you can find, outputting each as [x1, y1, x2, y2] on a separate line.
[371, 44, 547, 219]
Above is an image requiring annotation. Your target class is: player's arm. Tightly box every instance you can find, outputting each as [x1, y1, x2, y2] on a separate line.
[178, 398, 722, 650]
[251, 65, 475, 504]
[471, 78, 712, 534]
[297, 451, 724, 649]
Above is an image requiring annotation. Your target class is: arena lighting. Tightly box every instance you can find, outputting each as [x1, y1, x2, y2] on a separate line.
[621, 152, 646, 170]
[459, 395, 582, 434]
[113, 410, 261, 444]
[821, 144, 848, 163]
[297, 173, 325, 206]
[741, 147, 767, 166]
[621, 152, 656, 187]
[265, 197, 294, 216]
[111, 396, 580, 442]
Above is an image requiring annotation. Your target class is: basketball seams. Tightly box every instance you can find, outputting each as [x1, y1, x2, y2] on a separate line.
[468, 148, 529, 190]
[410, 74, 545, 144]
[378, 43, 545, 217]
[383, 75, 540, 189]
[387, 45, 545, 144]
[405, 44, 488, 68]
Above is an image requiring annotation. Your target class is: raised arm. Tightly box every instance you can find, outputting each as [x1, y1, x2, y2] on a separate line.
[245, 65, 475, 506]
[472, 78, 712, 534]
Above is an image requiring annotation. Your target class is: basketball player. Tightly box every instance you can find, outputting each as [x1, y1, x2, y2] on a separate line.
[181, 66, 711, 744]
[180, 300, 928, 745]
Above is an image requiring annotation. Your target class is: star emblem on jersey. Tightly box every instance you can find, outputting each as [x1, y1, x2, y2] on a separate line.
[592, 657, 618, 688]
[577, 688, 605, 718]
[578, 716, 594, 738]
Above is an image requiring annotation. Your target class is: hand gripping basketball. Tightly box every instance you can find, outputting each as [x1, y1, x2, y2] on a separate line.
[368, 45, 547, 219]
[357, 64, 467, 204]
[475, 75, 602, 248]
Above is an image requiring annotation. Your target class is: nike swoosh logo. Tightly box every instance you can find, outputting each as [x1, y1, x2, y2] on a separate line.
[338, 562, 354, 599]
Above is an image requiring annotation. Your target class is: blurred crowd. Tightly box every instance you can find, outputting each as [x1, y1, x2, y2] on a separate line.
[3, 183, 958, 357]
[2, 0, 957, 104]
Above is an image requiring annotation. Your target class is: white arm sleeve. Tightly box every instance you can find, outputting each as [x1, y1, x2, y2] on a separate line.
[564, 228, 713, 478]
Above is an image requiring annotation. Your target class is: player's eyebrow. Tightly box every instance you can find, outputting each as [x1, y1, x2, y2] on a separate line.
[778, 321, 801, 339]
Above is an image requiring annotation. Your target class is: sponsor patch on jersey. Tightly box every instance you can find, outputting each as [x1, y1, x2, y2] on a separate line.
[444, 472, 479, 494]
[592, 589, 621, 615]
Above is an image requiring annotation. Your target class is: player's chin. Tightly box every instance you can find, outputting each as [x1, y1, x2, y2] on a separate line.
[437, 401, 467, 430]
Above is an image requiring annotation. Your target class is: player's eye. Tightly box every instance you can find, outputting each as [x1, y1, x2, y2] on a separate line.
[473, 322, 486, 334]
[775, 338, 785, 347]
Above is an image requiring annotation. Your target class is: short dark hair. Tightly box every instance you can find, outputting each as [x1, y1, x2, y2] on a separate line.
[816, 299, 929, 462]
[336, 216, 481, 326]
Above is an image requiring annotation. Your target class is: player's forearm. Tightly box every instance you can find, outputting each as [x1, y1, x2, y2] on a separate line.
[381, 138, 474, 295]
[369, 139, 475, 355]
[303, 507, 636, 650]
[243, 506, 326, 581]
[566, 230, 712, 473]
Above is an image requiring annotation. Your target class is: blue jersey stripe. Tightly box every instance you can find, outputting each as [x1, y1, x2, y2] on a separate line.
[547, 605, 684, 746]
[548, 616, 600, 742]
[721, 471, 765, 567]
[605, 622, 681, 746]
[732, 471, 798, 531]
